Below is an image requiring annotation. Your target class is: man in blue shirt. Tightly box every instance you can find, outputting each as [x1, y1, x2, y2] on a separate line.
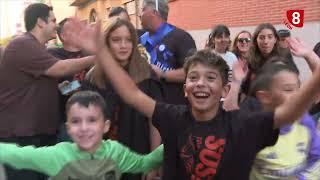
[139, 0, 196, 105]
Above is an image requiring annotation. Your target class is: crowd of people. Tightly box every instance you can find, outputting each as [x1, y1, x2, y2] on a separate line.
[0, 0, 319, 180]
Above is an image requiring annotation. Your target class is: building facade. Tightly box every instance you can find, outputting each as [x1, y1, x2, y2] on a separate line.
[70, 0, 142, 27]
[0, 0, 76, 45]
[167, 0, 320, 81]
[72, 0, 320, 80]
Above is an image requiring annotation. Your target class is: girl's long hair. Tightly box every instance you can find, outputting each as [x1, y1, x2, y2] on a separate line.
[248, 23, 280, 72]
[87, 19, 151, 88]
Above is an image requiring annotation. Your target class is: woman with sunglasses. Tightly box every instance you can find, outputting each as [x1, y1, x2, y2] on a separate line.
[223, 31, 253, 110]
[232, 30, 252, 73]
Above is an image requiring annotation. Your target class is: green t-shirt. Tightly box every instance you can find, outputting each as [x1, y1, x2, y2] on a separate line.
[0, 140, 163, 180]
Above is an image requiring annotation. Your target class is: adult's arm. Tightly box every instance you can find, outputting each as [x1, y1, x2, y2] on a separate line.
[45, 56, 94, 78]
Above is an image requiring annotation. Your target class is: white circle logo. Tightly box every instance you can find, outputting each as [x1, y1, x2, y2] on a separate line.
[159, 44, 165, 52]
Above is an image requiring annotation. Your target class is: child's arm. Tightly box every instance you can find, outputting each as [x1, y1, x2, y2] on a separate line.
[274, 38, 320, 128]
[109, 141, 163, 173]
[223, 60, 248, 111]
[0, 143, 62, 176]
[64, 19, 156, 119]
[288, 38, 320, 73]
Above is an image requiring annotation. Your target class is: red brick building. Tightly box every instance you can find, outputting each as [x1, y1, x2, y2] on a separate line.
[71, 0, 319, 80]
[167, 0, 320, 80]
[168, 0, 319, 30]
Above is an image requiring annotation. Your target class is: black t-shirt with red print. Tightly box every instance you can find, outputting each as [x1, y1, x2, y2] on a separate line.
[152, 102, 279, 180]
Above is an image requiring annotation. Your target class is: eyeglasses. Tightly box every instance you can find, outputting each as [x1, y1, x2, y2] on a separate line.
[238, 38, 251, 43]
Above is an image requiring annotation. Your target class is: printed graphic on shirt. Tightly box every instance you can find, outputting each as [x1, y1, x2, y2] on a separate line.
[154, 44, 174, 71]
[251, 123, 310, 178]
[52, 159, 121, 180]
[180, 134, 226, 179]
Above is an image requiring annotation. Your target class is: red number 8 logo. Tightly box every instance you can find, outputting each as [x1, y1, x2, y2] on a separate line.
[287, 10, 304, 28]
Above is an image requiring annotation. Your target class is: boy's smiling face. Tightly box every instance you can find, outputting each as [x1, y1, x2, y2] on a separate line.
[184, 63, 229, 120]
[66, 103, 110, 153]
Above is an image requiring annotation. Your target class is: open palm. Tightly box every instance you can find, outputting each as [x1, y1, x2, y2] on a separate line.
[63, 18, 103, 54]
[232, 60, 247, 82]
[287, 37, 312, 58]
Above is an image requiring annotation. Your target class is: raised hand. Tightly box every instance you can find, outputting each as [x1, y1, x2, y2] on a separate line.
[63, 18, 104, 54]
[287, 37, 313, 58]
[232, 60, 248, 83]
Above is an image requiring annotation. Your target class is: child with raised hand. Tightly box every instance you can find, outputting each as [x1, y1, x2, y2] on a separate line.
[0, 91, 163, 180]
[64, 18, 320, 179]
[248, 62, 320, 180]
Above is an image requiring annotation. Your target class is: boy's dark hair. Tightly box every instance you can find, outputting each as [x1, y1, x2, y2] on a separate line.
[24, 3, 53, 32]
[66, 91, 111, 120]
[183, 49, 229, 85]
[249, 57, 299, 97]
[206, 24, 231, 49]
[56, 18, 69, 42]
[108, 7, 128, 18]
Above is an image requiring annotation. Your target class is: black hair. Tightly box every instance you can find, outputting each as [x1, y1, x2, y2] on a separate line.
[249, 58, 299, 96]
[108, 7, 129, 18]
[206, 24, 231, 49]
[183, 49, 229, 85]
[24, 3, 53, 32]
[56, 18, 69, 42]
[65, 91, 111, 120]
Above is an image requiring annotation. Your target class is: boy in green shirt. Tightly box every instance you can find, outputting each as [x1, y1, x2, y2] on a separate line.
[0, 91, 163, 180]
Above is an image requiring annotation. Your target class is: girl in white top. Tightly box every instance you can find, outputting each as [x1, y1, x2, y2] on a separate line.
[205, 24, 237, 69]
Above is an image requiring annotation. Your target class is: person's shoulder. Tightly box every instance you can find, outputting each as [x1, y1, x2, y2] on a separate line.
[54, 142, 76, 150]
[6, 34, 33, 48]
[168, 25, 193, 39]
[41, 142, 76, 156]
[154, 102, 189, 119]
[102, 140, 128, 153]
[230, 102, 272, 124]
[157, 102, 188, 111]
[226, 51, 237, 58]
[300, 113, 317, 130]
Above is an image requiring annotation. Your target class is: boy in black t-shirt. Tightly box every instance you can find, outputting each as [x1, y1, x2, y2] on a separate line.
[64, 19, 320, 180]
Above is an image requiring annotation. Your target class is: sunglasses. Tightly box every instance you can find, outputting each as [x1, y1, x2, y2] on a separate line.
[238, 38, 251, 43]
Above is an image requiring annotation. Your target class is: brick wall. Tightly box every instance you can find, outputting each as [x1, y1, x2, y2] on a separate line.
[168, 0, 320, 30]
